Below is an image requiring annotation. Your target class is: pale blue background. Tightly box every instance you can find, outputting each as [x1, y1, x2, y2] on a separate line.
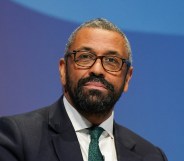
[1, 0, 184, 161]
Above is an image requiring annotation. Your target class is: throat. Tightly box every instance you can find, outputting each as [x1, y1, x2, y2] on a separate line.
[82, 111, 113, 125]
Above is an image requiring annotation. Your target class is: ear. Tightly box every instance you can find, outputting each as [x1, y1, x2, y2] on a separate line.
[123, 66, 133, 92]
[59, 58, 66, 86]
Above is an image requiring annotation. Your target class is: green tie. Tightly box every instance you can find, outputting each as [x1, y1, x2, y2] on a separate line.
[88, 127, 104, 161]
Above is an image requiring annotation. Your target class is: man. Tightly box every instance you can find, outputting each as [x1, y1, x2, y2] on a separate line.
[0, 18, 167, 161]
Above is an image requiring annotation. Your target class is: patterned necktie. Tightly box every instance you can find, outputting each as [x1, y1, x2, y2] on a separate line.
[88, 126, 104, 161]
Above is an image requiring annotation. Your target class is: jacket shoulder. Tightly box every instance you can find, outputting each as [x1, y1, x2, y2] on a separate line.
[114, 123, 168, 161]
[0, 99, 62, 161]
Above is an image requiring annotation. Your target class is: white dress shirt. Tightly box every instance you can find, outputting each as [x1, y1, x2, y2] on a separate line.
[63, 96, 118, 161]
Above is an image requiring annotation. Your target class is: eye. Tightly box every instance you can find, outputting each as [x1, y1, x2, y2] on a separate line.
[104, 56, 119, 64]
[76, 51, 95, 61]
[79, 53, 91, 59]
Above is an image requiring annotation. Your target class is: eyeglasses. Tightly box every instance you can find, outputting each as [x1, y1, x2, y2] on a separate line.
[66, 50, 131, 72]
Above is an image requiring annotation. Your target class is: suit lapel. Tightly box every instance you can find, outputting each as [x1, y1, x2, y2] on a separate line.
[114, 123, 142, 161]
[48, 97, 83, 161]
[51, 130, 83, 161]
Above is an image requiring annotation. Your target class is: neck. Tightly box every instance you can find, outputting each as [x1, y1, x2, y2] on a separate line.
[83, 111, 113, 125]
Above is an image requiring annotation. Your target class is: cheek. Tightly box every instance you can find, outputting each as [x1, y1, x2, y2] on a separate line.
[108, 72, 125, 91]
[67, 65, 88, 88]
[111, 73, 125, 92]
[114, 78, 124, 92]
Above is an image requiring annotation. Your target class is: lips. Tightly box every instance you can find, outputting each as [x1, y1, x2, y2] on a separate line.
[84, 81, 107, 90]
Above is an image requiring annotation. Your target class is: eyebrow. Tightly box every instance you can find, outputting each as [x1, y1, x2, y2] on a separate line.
[76, 46, 92, 51]
[76, 46, 122, 57]
[104, 50, 121, 57]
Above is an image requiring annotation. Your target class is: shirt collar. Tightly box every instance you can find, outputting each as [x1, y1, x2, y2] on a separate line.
[63, 96, 114, 138]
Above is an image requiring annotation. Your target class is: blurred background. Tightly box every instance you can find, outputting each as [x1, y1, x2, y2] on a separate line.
[1, 0, 184, 160]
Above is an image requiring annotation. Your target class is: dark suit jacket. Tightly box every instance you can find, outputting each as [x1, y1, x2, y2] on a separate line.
[0, 97, 167, 161]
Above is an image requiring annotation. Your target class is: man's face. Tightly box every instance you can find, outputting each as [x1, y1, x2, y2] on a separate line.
[60, 28, 133, 117]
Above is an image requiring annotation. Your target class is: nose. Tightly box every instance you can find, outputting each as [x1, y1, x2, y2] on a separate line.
[88, 58, 106, 77]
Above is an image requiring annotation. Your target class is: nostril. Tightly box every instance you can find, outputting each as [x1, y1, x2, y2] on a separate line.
[89, 71, 104, 78]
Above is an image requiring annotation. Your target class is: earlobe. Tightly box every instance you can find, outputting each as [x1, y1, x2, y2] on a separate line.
[59, 58, 66, 86]
[123, 67, 133, 92]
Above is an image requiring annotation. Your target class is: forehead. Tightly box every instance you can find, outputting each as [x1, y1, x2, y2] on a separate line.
[70, 28, 128, 57]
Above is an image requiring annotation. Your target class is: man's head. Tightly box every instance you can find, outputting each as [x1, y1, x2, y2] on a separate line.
[59, 18, 133, 123]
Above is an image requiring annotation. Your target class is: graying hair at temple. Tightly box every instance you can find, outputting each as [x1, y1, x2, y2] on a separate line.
[64, 18, 132, 64]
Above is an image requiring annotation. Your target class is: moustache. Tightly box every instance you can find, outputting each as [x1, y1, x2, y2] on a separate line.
[77, 75, 114, 92]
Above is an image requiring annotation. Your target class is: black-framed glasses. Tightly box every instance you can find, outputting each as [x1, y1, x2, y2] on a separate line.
[66, 50, 131, 72]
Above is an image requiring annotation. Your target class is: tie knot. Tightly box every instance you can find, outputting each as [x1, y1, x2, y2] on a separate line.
[89, 127, 104, 140]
